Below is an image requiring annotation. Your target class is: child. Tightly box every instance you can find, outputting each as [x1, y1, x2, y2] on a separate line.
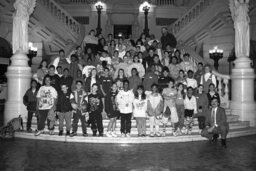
[186, 70, 198, 90]
[99, 67, 113, 97]
[133, 85, 148, 137]
[128, 68, 142, 93]
[184, 86, 198, 134]
[116, 80, 135, 137]
[162, 79, 179, 136]
[88, 83, 105, 136]
[114, 69, 127, 91]
[56, 83, 73, 136]
[175, 83, 186, 135]
[23, 80, 39, 132]
[105, 83, 119, 137]
[147, 84, 164, 137]
[70, 80, 88, 137]
[195, 84, 209, 133]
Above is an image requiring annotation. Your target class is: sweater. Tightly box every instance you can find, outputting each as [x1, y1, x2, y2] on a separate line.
[133, 97, 148, 117]
[184, 95, 197, 114]
[147, 93, 163, 117]
[116, 90, 134, 114]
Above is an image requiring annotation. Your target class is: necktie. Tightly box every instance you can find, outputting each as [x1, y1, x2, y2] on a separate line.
[211, 108, 215, 126]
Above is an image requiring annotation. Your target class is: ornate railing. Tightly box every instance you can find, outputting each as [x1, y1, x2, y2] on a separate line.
[38, 0, 81, 36]
[154, 0, 175, 6]
[169, 0, 214, 35]
[177, 44, 231, 108]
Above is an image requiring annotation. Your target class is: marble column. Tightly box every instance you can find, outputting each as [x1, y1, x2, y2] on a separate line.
[229, 0, 256, 126]
[4, 0, 36, 125]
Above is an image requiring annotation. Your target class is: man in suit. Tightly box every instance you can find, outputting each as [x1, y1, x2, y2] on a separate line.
[201, 97, 229, 148]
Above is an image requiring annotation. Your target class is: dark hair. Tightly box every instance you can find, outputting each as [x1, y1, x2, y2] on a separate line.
[183, 53, 190, 57]
[135, 85, 146, 100]
[76, 46, 81, 50]
[179, 69, 185, 74]
[162, 66, 169, 73]
[187, 70, 194, 74]
[123, 79, 129, 85]
[63, 68, 69, 72]
[43, 75, 51, 86]
[151, 83, 158, 89]
[209, 83, 215, 88]
[59, 49, 65, 54]
[129, 40, 136, 47]
[187, 86, 194, 91]
[131, 68, 138, 76]
[174, 49, 181, 55]
[56, 66, 62, 70]
[49, 65, 55, 69]
[30, 79, 39, 90]
[38, 59, 48, 69]
[198, 62, 203, 66]
[76, 80, 83, 85]
[60, 83, 68, 88]
[168, 78, 175, 84]
[176, 83, 186, 99]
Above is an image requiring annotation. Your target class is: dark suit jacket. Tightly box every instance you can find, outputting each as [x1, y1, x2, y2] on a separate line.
[205, 107, 228, 128]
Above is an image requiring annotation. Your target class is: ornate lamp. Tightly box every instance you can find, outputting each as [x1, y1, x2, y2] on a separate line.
[142, 1, 150, 36]
[209, 46, 223, 71]
[95, 1, 103, 36]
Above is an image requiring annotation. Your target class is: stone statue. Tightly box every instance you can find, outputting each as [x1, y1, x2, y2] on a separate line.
[229, 0, 250, 58]
[12, 0, 36, 54]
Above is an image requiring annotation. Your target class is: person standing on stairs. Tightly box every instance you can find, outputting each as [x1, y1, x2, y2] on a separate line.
[201, 98, 229, 148]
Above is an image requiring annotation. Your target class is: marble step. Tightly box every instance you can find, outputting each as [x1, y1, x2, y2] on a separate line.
[14, 127, 256, 144]
[25, 121, 250, 135]
[27, 114, 240, 128]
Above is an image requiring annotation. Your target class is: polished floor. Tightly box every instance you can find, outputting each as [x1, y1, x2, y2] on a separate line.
[0, 135, 256, 171]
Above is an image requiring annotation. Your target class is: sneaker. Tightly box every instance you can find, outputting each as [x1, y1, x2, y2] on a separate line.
[106, 131, 112, 137]
[156, 132, 161, 137]
[59, 130, 63, 136]
[70, 132, 77, 137]
[142, 134, 146, 137]
[126, 133, 131, 138]
[111, 132, 118, 137]
[35, 130, 42, 136]
[66, 131, 70, 136]
[150, 132, 155, 137]
[176, 128, 182, 136]
[121, 133, 126, 137]
[83, 133, 88, 137]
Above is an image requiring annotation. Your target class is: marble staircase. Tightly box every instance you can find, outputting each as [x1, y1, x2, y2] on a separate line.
[15, 108, 256, 143]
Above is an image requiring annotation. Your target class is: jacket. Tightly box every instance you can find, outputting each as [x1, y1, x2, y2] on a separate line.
[147, 93, 164, 117]
[205, 107, 229, 128]
[23, 88, 38, 112]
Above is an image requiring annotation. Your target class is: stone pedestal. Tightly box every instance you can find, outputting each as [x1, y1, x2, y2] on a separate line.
[230, 58, 256, 127]
[4, 53, 32, 125]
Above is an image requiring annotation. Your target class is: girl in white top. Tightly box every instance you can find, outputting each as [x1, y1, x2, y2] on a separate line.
[133, 85, 148, 137]
[116, 80, 135, 137]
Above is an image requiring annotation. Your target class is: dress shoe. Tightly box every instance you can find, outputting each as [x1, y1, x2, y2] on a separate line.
[83, 133, 88, 137]
[93, 131, 97, 137]
[66, 130, 70, 136]
[27, 128, 32, 133]
[211, 134, 219, 142]
[98, 133, 103, 137]
[221, 139, 227, 148]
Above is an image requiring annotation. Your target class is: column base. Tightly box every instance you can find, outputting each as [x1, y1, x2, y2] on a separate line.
[230, 101, 256, 127]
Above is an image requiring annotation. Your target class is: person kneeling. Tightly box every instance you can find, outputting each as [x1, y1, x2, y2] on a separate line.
[201, 98, 229, 148]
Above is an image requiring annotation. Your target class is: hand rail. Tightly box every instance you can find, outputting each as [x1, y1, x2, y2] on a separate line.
[169, 0, 214, 35]
[38, 0, 81, 35]
[178, 44, 231, 108]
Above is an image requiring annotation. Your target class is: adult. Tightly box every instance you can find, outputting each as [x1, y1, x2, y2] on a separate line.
[52, 49, 70, 72]
[36, 60, 48, 85]
[200, 64, 217, 93]
[160, 27, 177, 50]
[201, 98, 229, 148]
[83, 29, 98, 54]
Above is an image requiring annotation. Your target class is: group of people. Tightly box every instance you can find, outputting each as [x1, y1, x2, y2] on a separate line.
[23, 27, 228, 147]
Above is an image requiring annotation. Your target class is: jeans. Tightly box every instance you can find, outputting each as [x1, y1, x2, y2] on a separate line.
[38, 110, 51, 131]
[135, 117, 146, 135]
[72, 110, 87, 134]
[149, 116, 160, 133]
[176, 104, 184, 129]
[27, 111, 38, 130]
[120, 113, 132, 134]
[90, 111, 103, 134]
[58, 111, 72, 131]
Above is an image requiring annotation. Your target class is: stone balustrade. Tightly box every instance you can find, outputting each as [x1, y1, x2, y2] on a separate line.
[170, 0, 214, 34]
[178, 44, 231, 107]
[38, 0, 81, 35]
[154, 0, 175, 6]
[70, 0, 88, 4]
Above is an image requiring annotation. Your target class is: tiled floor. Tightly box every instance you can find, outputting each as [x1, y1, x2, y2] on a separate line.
[0, 135, 256, 171]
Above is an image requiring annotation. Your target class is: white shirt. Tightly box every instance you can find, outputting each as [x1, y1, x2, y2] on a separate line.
[148, 93, 162, 109]
[82, 65, 96, 78]
[100, 56, 112, 65]
[201, 73, 217, 87]
[186, 78, 198, 89]
[116, 90, 135, 114]
[133, 97, 148, 117]
[36, 86, 57, 110]
[184, 95, 197, 114]
[212, 107, 217, 126]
